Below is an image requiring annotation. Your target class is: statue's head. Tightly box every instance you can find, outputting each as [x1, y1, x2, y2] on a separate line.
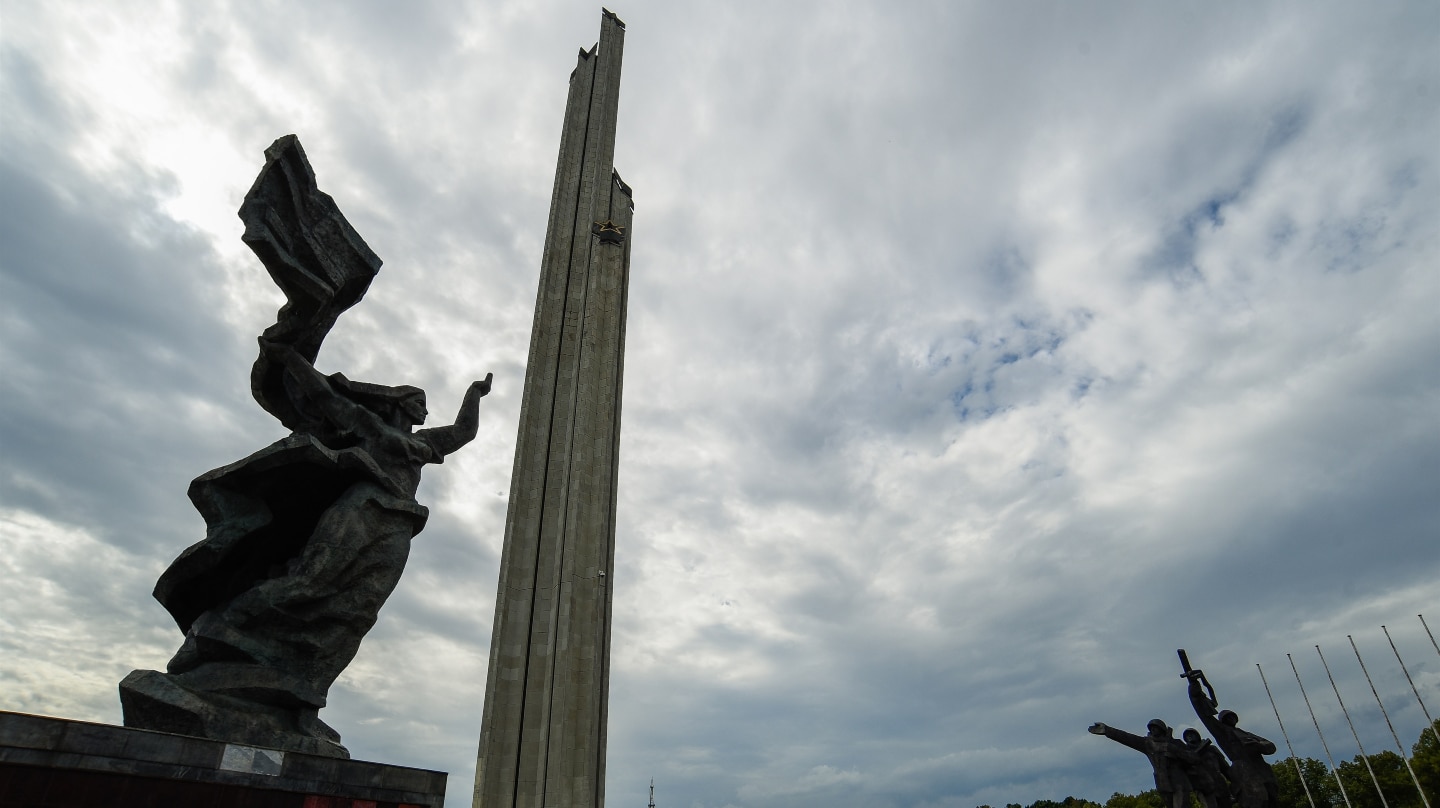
[1182, 728, 1202, 745]
[1147, 719, 1169, 738]
[1218, 709, 1239, 727]
[398, 392, 428, 426]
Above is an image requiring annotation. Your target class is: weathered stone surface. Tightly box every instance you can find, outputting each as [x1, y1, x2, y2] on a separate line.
[0, 710, 447, 806]
[120, 135, 491, 758]
[119, 669, 345, 758]
[474, 10, 631, 808]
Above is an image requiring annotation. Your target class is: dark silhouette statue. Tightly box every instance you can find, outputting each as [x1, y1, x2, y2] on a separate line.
[1181, 726, 1235, 808]
[1089, 719, 1195, 808]
[119, 135, 491, 758]
[1182, 653, 1278, 808]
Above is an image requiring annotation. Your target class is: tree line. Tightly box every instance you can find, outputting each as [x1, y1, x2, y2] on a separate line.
[979, 720, 1439, 808]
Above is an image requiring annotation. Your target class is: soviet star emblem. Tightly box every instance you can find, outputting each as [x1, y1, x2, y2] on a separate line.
[592, 219, 626, 244]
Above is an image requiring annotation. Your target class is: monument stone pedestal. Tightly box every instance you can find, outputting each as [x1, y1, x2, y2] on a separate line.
[0, 711, 446, 807]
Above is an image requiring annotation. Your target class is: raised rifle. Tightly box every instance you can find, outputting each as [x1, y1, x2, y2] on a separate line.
[1178, 649, 1218, 709]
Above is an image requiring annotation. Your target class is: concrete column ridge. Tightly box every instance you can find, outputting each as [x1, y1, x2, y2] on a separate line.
[474, 9, 630, 808]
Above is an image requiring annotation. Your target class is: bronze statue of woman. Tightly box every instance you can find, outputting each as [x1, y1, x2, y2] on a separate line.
[120, 136, 490, 758]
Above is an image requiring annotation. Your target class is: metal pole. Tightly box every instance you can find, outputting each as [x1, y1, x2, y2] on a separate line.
[1350, 635, 1429, 808]
[1318, 644, 1388, 808]
[1292, 652, 1354, 808]
[1384, 625, 1438, 746]
[1422, 615, 1440, 659]
[1260, 662, 1318, 808]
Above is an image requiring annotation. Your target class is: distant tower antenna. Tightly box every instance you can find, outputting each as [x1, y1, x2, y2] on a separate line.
[648, 778, 656, 808]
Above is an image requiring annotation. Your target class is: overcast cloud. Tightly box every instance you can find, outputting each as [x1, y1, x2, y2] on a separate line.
[1, 2, 1437, 807]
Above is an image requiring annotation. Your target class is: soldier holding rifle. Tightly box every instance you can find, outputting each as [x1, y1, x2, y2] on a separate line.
[1179, 650, 1278, 808]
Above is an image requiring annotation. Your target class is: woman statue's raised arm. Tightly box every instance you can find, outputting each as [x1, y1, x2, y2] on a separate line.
[420, 374, 493, 457]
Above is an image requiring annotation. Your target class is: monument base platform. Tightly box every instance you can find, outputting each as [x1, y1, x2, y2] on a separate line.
[0, 711, 446, 807]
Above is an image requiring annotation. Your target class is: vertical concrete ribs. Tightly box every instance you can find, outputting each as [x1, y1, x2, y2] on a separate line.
[474, 9, 631, 808]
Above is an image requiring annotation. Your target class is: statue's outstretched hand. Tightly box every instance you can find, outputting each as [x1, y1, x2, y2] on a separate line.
[472, 374, 493, 398]
[420, 373, 492, 458]
[1088, 722, 1107, 735]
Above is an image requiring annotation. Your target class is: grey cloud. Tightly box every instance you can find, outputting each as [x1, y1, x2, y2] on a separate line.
[3, 2, 1439, 808]
[0, 56, 258, 557]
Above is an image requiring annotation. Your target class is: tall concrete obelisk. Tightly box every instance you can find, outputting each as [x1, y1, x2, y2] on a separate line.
[474, 9, 632, 808]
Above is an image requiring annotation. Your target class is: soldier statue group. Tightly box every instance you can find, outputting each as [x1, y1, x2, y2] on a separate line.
[1089, 651, 1279, 808]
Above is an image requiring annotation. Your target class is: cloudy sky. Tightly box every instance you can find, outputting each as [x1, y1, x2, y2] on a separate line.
[2, 1, 1438, 806]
